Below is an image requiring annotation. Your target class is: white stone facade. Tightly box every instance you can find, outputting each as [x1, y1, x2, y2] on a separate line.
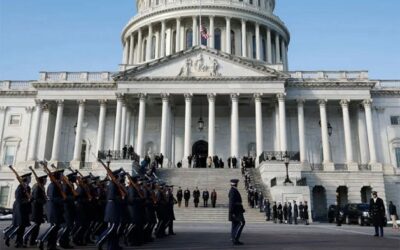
[0, 0, 399, 220]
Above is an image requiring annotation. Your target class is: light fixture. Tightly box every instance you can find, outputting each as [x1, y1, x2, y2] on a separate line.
[198, 97, 204, 131]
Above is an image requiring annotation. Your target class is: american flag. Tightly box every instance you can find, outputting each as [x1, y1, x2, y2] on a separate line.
[200, 25, 210, 39]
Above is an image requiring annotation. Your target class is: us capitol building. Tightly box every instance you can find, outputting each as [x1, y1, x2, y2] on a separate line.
[0, 0, 399, 220]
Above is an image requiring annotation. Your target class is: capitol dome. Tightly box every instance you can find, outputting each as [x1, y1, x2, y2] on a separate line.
[121, 0, 289, 70]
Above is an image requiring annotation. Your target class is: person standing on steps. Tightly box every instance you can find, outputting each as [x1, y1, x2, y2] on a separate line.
[293, 201, 298, 225]
[202, 189, 210, 207]
[232, 156, 238, 169]
[229, 179, 245, 245]
[193, 187, 200, 208]
[184, 188, 190, 207]
[288, 202, 293, 224]
[303, 201, 310, 225]
[272, 202, 277, 223]
[264, 199, 271, 221]
[176, 187, 183, 207]
[211, 189, 217, 208]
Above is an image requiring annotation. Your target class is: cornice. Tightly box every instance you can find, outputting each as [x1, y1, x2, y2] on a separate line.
[120, 76, 284, 82]
[32, 82, 116, 89]
[0, 90, 37, 96]
[371, 90, 400, 96]
[286, 80, 375, 89]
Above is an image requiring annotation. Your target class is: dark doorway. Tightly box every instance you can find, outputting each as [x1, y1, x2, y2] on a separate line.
[192, 140, 208, 168]
[361, 186, 372, 203]
[336, 186, 348, 206]
[312, 186, 328, 221]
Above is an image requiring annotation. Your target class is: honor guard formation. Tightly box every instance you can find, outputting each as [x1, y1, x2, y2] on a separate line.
[2, 159, 179, 250]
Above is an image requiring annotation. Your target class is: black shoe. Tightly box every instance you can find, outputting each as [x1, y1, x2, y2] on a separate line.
[233, 240, 244, 245]
[373, 234, 379, 237]
[5, 238, 10, 247]
[169, 232, 176, 235]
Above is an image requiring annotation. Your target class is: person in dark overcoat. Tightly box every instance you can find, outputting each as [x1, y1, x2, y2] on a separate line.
[293, 201, 299, 224]
[272, 202, 278, 223]
[283, 202, 288, 223]
[184, 188, 190, 207]
[232, 157, 238, 168]
[166, 186, 177, 235]
[288, 202, 293, 224]
[202, 189, 210, 207]
[4, 173, 32, 248]
[37, 169, 65, 250]
[193, 187, 200, 208]
[176, 187, 183, 207]
[264, 199, 271, 221]
[369, 191, 386, 237]
[229, 179, 245, 245]
[303, 201, 309, 225]
[277, 202, 283, 223]
[211, 189, 217, 208]
[24, 174, 47, 247]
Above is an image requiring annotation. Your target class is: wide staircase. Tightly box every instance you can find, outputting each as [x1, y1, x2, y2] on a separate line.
[157, 168, 267, 223]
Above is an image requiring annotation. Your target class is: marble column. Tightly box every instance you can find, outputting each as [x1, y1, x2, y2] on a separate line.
[137, 28, 142, 63]
[274, 103, 280, 151]
[23, 107, 34, 161]
[209, 16, 215, 48]
[281, 39, 287, 69]
[160, 20, 166, 57]
[155, 32, 160, 59]
[183, 94, 192, 159]
[297, 99, 306, 163]
[160, 94, 169, 156]
[96, 100, 107, 154]
[129, 34, 135, 64]
[50, 100, 64, 162]
[120, 103, 127, 148]
[241, 19, 247, 57]
[113, 96, 123, 150]
[192, 16, 198, 46]
[225, 17, 231, 54]
[73, 100, 85, 161]
[136, 94, 146, 158]
[318, 100, 332, 164]
[357, 106, 369, 164]
[255, 23, 261, 60]
[208, 94, 216, 157]
[254, 94, 263, 159]
[176, 18, 181, 51]
[266, 28, 272, 63]
[28, 100, 43, 161]
[230, 94, 239, 157]
[275, 33, 281, 63]
[0, 107, 8, 154]
[146, 24, 153, 61]
[277, 94, 287, 152]
[123, 39, 129, 65]
[125, 110, 132, 146]
[340, 100, 354, 163]
[363, 100, 377, 164]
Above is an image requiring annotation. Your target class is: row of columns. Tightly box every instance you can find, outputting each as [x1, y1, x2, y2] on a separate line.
[25, 96, 378, 168]
[123, 16, 288, 69]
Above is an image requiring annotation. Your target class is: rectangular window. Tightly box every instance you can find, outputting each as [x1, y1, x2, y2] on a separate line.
[0, 186, 10, 207]
[391, 116, 400, 125]
[3, 145, 16, 165]
[396, 148, 400, 168]
[9, 114, 21, 126]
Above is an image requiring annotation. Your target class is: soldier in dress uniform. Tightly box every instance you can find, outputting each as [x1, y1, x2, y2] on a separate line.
[59, 172, 77, 248]
[293, 201, 299, 225]
[193, 187, 200, 208]
[183, 188, 190, 207]
[73, 175, 92, 246]
[37, 169, 65, 250]
[202, 189, 210, 207]
[228, 179, 245, 245]
[166, 185, 177, 235]
[211, 189, 217, 208]
[126, 175, 145, 246]
[23, 173, 47, 247]
[4, 172, 32, 248]
[96, 169, 125, 250]
[143, 180, 157, 242]
[155, 182, 168, 238]
[176, 187, 183, 207]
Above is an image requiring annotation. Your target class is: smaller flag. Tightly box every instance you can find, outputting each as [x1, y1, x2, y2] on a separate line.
[200, 25, 210, 39]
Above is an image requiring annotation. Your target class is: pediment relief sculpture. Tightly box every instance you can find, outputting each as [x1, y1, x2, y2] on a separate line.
[178, 54, 221, 77]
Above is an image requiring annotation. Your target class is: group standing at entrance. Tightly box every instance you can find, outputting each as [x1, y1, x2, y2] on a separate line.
[176, 187, 218, 208]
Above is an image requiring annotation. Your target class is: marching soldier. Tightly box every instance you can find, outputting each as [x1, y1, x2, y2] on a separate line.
[193, 187, 200, 208]
[59, 172, 77, 248]
[126, 175, 145, 246]
[202, 189, 209, 207]
[184, 188, 190, 207]
[4, 172, 32, 248]
[72, 175, 92, 246]
[143, 180, 157, 242]
[155, 182, 167, 238]
[176, 187, 183, 207]
[166, 185, 177, 235]
[24, 173, 47, 247]
[211, 189, 217, 208]
[228, 179, 245, 245]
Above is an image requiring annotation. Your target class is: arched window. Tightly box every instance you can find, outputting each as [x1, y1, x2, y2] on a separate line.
[186, 28, 193, 49]
[252, 35, 256, 59]
[214, 28, 221, 50]
[231, 30, 235, 54]
[262, 38, 266, 61]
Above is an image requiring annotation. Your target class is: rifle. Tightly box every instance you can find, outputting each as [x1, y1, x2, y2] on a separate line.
[9, 165, 31, 200]
[29, 166, 45, 193]
[67, 167, 93, 201]
[126, 173, 145, 199]
[95, 157, 127, 199]
[39, 161, 67, 200]
[50, 164, 78, 197]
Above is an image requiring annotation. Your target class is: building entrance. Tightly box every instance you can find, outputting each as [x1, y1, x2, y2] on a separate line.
[192, 140, 208, 168]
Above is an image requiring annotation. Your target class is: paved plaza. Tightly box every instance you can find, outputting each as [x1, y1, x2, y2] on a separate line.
[1, 221, 399, 250]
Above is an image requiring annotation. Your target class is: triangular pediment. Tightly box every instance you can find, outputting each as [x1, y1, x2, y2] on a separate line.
[114, 46, 288, 81]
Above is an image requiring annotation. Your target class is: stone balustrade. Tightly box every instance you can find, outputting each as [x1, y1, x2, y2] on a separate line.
[289, 71, 369, 80]
[374, 80, 400, 89]
[39, 72, 115, 82]
[0, 80, 34, 90]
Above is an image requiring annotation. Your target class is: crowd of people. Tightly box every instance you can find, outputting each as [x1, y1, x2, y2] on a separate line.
[175, 187, 218, 208]
[3, 163, 178, 250]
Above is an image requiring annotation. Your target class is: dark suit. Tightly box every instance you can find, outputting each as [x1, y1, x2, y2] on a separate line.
[229, 186, 245, 243]
[193, 190, 200, 207]
[369, 197, 385, 236]
[176, 189, 183, 207]
[183, 190, 190, 207]
[202, 191, 209, 207]
[293, 204, 298, 224]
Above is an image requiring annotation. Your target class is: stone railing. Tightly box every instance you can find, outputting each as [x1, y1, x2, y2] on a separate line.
[39, 72, 115, 82]
[0, 80, 35, 90]
[259, 151, 300, 163]
[374, 80, 400, 89]
[289, 71, 369, 80]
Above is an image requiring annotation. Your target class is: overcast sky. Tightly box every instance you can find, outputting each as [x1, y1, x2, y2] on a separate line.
[0, 0, 399, 80]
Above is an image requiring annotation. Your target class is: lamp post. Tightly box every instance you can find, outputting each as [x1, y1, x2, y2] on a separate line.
[283, 151, 292, 184]
[106, 150, 112, 168]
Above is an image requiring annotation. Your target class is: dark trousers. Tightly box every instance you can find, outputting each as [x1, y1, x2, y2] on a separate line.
[374, 226, 384, 236]
[212, 200, 216, 208]
[231, 220, 245, 242]
[184, 200, 189, 207]
[194, 202, 199, 208]
[15, 226, 26, 246]
[178, 200, 182, 207]
[23, 223, 41, 246]
[58, 224, 72, 247]
[294, 216, 298, 224]
[97, 223, 119, 250]
[168, 220, 174, 234]
[204, 199, 208, 207]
